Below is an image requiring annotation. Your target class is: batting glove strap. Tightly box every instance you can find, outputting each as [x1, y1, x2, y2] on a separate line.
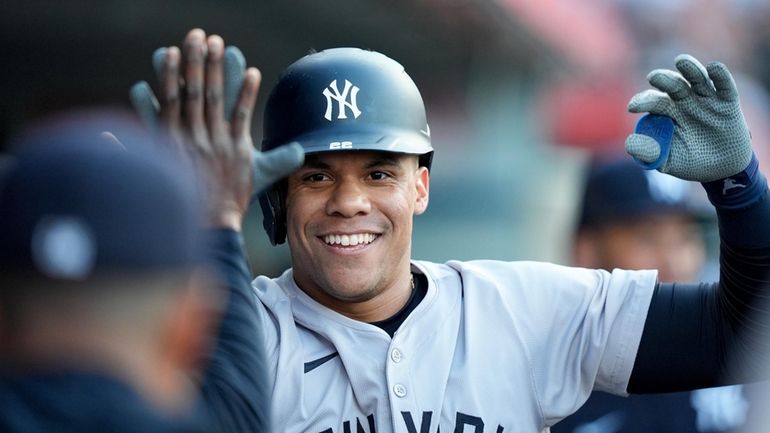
[702, 153, 767, 210]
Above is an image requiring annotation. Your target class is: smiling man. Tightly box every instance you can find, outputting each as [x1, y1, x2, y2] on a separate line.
[133, 30, 770, 433]
[256, 48, 434, 328]
[284, 152, 428, 321]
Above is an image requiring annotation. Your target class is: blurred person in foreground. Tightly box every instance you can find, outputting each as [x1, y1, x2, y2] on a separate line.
[0, 110, 299, 431]
[553, 157, 749, 433]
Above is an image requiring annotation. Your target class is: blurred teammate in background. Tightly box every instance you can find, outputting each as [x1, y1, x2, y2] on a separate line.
[554, 157, 749, 433]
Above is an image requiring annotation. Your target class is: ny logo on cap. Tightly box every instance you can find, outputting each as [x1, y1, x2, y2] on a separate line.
[322, 79, 361, 121]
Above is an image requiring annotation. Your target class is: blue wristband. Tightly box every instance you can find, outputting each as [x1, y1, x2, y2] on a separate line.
[702, 153, 766, 210]
[632, 114, 674, 170]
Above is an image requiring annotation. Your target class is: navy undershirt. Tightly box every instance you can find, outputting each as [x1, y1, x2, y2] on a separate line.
[370, 272, 428, 337]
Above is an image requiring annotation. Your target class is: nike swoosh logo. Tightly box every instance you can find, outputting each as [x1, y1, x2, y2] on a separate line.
[304, 352, 339, 373]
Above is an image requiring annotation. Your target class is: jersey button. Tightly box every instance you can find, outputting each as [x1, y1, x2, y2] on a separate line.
[390, 348, 403, 363]
[393, 383, 407, 398]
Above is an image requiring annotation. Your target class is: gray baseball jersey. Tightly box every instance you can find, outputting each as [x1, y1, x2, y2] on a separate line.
[253, 259, 657, 433]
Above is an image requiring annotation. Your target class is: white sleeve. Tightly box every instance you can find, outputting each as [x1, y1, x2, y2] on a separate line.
[451, 260, 656, 425]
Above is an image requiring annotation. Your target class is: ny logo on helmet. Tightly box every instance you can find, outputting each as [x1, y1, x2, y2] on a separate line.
[322, 79, 361, 121]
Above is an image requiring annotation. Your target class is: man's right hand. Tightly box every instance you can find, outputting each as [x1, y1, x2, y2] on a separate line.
[129, 29, 303, 229]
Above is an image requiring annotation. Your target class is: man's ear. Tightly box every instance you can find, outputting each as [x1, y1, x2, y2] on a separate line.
[170, 283, 222, 373]
[414, 166, 430, 215]
[159, 275, 223, 384]
[572, 230, 599, 268]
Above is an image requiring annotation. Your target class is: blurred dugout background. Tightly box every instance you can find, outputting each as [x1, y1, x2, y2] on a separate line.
[2, 0, 770, 277]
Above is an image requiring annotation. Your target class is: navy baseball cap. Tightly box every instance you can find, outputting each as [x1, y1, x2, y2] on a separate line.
[0, 109, 203, 281]
[578, 157, 711, 230]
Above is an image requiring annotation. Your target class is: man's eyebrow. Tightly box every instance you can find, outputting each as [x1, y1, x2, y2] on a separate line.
[301, 157, 331, 169]
[301, 155, 403, 170]
[364, 156, 400, 169]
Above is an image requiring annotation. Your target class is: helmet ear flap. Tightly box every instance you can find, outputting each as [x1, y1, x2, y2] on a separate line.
[258, 184, 286, 245]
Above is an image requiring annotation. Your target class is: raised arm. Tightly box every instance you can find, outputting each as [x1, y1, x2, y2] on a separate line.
[130, 29, 303, 431]
[623, 54, 770, 393]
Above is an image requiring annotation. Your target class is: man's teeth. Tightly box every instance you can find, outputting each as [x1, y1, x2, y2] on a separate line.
[323, 233, 376, 246]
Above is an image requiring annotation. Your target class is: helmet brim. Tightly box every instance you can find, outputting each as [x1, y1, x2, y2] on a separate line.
[272, 129, 433, 168]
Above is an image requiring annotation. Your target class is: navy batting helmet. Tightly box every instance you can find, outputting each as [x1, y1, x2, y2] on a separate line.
[259, 47, 433, 245]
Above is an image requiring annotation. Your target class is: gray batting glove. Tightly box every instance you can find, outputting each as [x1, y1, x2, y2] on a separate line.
[626, 54, 753, 182]
[251, 141, 304, 198]
[128, 46, 302, 193]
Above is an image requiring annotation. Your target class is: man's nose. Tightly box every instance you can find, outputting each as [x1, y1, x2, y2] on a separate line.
[325, 177, 371, 217]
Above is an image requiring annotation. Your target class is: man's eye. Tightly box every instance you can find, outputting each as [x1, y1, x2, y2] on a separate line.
[305, 173, 329, 182]
[369, 171, 390, 181]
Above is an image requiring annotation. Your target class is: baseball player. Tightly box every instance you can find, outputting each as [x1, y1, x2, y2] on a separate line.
[131, 29, 770, 433]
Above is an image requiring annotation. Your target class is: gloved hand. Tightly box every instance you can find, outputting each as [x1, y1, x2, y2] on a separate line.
[129, 45, 303, 195]
[626, 54, 752, 182]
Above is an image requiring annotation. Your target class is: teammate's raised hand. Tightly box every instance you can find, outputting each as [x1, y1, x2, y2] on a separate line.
[130, 36, 247, 135]
[626, 54, 753, 182]
[129, 29, 303, 229]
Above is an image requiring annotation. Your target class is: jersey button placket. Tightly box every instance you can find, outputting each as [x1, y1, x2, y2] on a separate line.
[390, 349, 406, 397]
[390, 348, 403, 363]
[387, 341, 413, 428]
